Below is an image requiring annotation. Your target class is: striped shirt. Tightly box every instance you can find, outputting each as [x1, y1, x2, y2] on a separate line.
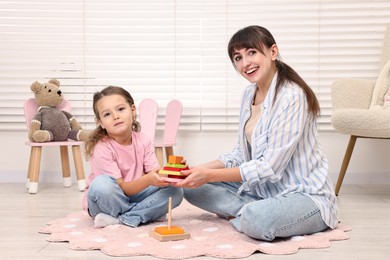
[218, 73, 338, 229]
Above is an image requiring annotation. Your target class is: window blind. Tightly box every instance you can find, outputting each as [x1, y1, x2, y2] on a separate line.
[1, 0, 389, 132]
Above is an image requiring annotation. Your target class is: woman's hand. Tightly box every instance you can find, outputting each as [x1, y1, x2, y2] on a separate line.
[173, 166, 210, 188]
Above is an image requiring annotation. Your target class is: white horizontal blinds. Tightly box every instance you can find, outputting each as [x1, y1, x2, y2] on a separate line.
[83, 0, 179, 130]
[1, 0, 390, 132]
[0, 0, 85, 131]
[171, 1, 202, 130]
[317, 0, 390, 131]
[198, 1, 235, 131]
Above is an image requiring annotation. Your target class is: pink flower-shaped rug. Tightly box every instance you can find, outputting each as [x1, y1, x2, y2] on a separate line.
[39, 201, 350, 258]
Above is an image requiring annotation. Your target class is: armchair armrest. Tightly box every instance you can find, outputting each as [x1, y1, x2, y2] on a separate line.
[331, 78, 376, 110]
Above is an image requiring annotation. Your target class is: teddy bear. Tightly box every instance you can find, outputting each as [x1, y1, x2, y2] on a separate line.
[28, 78, 89, 142]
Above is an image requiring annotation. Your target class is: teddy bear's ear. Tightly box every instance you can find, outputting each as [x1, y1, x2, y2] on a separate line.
[49, 78, 60, 87]
[31, 81, 42, 94]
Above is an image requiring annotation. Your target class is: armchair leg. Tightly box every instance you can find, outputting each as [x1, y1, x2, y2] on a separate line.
[335, 135, 357, 196]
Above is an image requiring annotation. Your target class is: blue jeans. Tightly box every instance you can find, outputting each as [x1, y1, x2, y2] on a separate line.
[183, 182, 329, 241]
[88, 175, 183, 227]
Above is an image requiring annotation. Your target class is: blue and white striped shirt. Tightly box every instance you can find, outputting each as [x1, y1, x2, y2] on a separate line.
[218, 74, 338, 229]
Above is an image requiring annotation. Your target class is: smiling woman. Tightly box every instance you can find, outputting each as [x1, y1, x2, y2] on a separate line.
[174, 25, 337, 242]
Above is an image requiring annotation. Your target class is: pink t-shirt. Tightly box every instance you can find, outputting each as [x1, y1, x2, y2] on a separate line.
[82, 131, 160, 210]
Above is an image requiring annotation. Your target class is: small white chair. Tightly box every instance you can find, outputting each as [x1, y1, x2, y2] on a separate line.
[24, 98, 86, 194]
[154, 99, 183, 167]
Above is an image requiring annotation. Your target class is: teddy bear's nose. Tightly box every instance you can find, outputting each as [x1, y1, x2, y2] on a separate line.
[57, 90, 62, 96]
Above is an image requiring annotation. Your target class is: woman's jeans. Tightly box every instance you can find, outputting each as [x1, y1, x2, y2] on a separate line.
[87, 175, 183, 227]
[184, 182, 329, 241]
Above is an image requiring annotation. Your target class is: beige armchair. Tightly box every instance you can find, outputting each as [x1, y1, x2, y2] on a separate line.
[331, 24, 390, 195]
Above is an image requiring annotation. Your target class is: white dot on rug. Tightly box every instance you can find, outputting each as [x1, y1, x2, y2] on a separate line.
[171, 244, 187, 250]
[137, 232, 149, 238]
[259, 242, 274, 247]
[127, 242, 143, 248]
[291, 236, 305, 241]
[93, 237, 107, 243]
[70, 231, 83, 236]
[192, 236, 208, 241]
[63, 224, 77, 229]
[69, 218, 81, 222]
[203, 227, 218, 232]
[190, 219, 202, 224]
[216, 244, 234, 249]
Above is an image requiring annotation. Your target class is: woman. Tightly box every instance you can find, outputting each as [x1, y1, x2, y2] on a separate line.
[175, 25, 338, 241]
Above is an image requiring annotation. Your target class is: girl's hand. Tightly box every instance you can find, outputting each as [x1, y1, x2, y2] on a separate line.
[146, 171, 170, 187]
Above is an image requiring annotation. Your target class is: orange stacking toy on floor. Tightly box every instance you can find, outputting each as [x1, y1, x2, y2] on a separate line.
[158, 155, 188, 183]
[149, 197, 191, 241]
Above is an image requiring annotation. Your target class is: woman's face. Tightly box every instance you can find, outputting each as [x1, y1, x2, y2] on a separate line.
[232, 44, 278, 87]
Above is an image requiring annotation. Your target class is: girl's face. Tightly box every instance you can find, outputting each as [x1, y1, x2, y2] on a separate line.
[232, 44, 278, 88]
[96, 94, 136, 143]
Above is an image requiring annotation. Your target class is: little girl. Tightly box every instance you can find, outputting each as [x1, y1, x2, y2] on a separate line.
[82, 86, 183, 228]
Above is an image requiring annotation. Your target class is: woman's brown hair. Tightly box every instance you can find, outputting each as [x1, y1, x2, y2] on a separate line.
[227, 25, 320, 117]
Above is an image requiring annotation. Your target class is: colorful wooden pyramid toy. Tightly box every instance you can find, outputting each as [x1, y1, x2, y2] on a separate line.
[158, 155, 188, 183]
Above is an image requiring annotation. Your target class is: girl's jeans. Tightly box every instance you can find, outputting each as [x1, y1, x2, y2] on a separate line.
[87, 175, 183, 227]
[184, 182, 329, 241]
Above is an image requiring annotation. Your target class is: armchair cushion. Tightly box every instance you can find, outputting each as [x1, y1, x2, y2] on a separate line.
[331, 106, 390, 138]
[331, 60, 390, 138]
[331, 78, 375, 110]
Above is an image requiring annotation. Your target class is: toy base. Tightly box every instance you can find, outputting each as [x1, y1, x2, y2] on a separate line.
[149, 230, 190, 242]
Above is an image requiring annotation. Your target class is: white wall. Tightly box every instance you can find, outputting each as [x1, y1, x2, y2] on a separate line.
[1, 131, 390, 185]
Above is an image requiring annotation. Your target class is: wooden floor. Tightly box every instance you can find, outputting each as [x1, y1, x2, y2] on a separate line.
[1, 183, 390, 260]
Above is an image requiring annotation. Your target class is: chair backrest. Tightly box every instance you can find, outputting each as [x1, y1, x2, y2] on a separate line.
[24, 98, 71, 131]
[162, 99, 183, 144]
[138, 98, 159, 143]
[370, 24, 390, 107]
[380, 23, 390, 69]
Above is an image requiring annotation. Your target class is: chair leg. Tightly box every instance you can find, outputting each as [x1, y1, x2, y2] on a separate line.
[155, 147, 164, 168]
[165, 146, 174, 162]
[26, 147, 35, 189]
[60, 146, 72, 187]
[335, 135, 357, 196]
[72, 145, 86, 191]
[28, 146, 42, 194]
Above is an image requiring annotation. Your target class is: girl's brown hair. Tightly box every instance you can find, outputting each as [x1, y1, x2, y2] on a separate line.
[84, 86, 141, 159]
[228, 25, 320, 117]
